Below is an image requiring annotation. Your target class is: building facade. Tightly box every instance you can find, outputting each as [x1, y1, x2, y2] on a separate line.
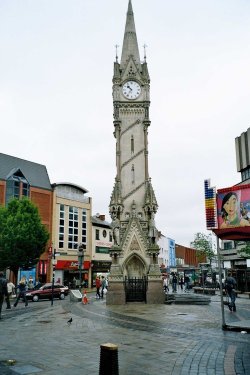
[51, 183, 92, 288]
[0, 153, 53, 283]
[91, 214, 112, 287]
[218, 128, 250, 291]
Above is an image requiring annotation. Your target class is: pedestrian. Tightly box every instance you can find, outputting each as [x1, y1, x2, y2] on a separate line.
[180, 277, 184, 291]
[101, 276, 107, 299]
[95, 276, 101, 299]
[225, 272, 237, 312]
[172, 273, 177, 293]
[27, 276, 34, 290]
[184, 275, 190, 292]
[14, 276, 28, 307]
[0, 271, 8, 319]
[6, 279, 15, 309]
[163, 276, 169, 293]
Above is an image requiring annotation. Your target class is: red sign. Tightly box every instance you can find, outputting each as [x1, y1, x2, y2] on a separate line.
[55, 260, 90, 270]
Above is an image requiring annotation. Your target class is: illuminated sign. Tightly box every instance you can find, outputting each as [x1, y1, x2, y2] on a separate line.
[204, 179, 217, 229]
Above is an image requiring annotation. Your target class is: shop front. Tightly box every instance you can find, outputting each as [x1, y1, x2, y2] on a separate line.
[55, 259, 90, 288]
[91, 260, 112, 287]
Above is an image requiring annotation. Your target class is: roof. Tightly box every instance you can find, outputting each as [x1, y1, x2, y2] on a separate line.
[0, 153, 52, 190]
[91, 215, 111, 228]
[52, 182, 88, 194]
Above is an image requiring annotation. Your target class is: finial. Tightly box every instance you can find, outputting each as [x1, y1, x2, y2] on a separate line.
[143, 44, 147, 62]
[115, 44, 119, 62]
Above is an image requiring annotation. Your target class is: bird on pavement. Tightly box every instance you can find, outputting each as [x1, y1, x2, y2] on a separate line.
[67, 317, 73, 325]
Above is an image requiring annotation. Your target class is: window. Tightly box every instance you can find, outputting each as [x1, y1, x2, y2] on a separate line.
[109, 232, 112, 242]
[82, 209, 87, 248]
[68, 206, 78, 249]
[96, 229, 100, 240]
[223, 242, 233, 250]
[59, 205, 65, 248]
[242, 167, 250, 181]
[103, 230, 107, 238]
[5, 170, 30, 204]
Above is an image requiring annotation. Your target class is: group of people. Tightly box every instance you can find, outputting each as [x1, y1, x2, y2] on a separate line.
[95, 276, 108, 299]
[0, 273, 36, 318]
[163, 274, 191, 294]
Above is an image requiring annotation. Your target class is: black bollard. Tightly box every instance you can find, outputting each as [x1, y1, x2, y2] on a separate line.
[99, 342, 119, 375]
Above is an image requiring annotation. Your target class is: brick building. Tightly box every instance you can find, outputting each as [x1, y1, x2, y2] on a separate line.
[0, 153, 53, 282]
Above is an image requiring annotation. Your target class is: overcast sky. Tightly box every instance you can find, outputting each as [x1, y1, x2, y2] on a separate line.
[1, 0, 250, 247]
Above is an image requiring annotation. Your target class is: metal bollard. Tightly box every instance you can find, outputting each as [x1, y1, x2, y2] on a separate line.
[99, 342, 119, 375]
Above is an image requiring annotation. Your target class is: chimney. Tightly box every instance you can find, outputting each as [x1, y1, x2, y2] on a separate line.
[99, 214, 105, 221]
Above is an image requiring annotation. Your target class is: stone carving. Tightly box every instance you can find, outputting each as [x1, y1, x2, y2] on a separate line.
[112, 216, 121, 246]
[148, 212, 157, 244]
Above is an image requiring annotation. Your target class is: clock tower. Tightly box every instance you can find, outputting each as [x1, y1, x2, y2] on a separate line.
[107, 0, 164, 305]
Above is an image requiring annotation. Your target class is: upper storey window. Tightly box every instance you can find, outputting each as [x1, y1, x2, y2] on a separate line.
[241, 167, 250, 182]
[5, 169, 30, 204]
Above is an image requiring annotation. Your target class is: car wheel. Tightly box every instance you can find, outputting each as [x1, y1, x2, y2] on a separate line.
[60, 293, 65, 300]
[32, 295, 39, 302]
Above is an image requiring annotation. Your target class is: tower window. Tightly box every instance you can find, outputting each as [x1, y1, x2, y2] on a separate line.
[5, 170, 30, 204]
[131, 135, 134, 154]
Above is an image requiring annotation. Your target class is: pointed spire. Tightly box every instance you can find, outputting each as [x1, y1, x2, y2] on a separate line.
[120, 0, 140, 70]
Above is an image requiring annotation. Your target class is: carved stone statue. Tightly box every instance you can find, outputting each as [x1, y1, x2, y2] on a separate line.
[148, 213, 157, 244]
[112, 216, 120, 246]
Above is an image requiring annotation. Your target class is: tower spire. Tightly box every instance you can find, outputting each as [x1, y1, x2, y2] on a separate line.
[120, 0, 140, 70]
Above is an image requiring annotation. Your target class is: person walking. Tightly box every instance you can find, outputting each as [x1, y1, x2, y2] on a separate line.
[180, 277, 184, 291]
[172, 273, 177, 293]
[163, 276, 169, 293]
[14, 276, 28, 307]
[101, 276, 107, 299]
[225, 272, 237, 312]
[0, 271, 8, 319]
[184, 275, 190, 292]
[6, 279, 15, 309]
[95, 276, 101, 299]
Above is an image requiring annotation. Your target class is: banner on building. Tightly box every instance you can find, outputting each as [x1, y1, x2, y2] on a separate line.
[211, 183, 250, 240]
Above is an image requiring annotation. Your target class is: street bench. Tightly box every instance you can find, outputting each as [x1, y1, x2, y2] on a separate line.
[193, 287, 216, 295]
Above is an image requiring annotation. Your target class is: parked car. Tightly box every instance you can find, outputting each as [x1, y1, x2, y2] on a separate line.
[25, 283, 69, 302]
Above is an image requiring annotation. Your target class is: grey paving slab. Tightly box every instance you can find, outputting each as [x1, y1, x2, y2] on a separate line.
[0, 291, 249, 374]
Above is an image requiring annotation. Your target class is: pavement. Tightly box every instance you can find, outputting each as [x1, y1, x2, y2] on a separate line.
[0, 290, 250, 375]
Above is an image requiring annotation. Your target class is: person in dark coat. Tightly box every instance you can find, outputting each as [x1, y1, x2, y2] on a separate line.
[0, 271, 8, 319]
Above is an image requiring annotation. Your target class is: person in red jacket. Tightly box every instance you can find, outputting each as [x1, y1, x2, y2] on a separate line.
[95, 276, 101, 299]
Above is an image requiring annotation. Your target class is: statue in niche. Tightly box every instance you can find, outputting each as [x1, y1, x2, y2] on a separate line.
[112, 215, 120, 246]
[148, 212, 157, 244]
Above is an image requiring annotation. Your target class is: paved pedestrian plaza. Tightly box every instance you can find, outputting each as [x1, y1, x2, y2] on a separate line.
[0, 292, 250, 374]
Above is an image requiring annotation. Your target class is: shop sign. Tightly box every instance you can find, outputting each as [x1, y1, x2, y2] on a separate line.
[55, 260, 90, 270]
[92, 260, 112, 270]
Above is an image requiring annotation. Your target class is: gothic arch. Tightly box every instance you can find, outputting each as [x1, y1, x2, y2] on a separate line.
[122, 252, 148, 278]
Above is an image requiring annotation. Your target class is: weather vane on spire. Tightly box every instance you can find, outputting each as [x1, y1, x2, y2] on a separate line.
[143, 44, 147, 62]
[115, 44, 119, 62]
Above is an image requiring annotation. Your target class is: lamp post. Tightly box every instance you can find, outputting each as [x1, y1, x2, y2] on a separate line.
[78, 243, 86, 291]
[51, 248, 57, 306]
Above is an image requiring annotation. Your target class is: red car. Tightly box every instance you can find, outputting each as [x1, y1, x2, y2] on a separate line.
[25, 283, 69, 302]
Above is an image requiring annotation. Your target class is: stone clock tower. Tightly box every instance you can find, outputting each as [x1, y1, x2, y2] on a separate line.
[106, 0, 164, 305]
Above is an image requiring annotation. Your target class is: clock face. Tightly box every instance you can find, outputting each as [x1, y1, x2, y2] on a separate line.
[122, 81, 141, 99]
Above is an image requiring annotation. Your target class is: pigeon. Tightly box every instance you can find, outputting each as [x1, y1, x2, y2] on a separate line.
[67, 317, 73, 325]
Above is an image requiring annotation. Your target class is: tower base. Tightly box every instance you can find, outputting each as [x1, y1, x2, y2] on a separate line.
[106, 281, 126, 305]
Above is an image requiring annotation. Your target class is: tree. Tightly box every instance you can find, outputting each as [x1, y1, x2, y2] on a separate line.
[192, 232, 215, 265]
[0, 198, 49, 281]
[235, 240, 250, 257]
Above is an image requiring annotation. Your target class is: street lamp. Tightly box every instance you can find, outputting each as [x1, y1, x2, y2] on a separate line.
[78, 243, 86, 291]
